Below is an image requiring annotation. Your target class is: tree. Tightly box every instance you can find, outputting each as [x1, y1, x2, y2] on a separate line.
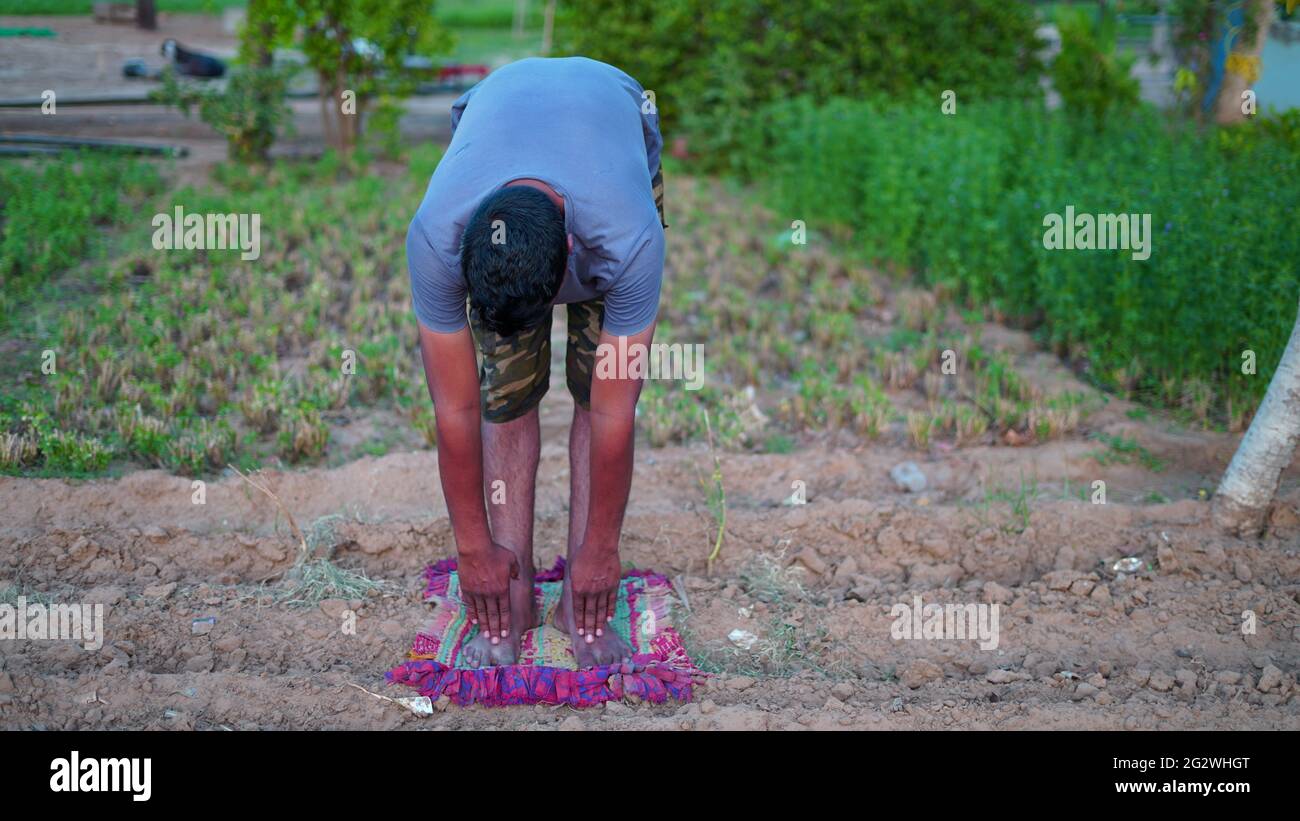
[154, 0, 295, 163]
[279, 0, 450, 154]
[1172, 0, 1281, 122]
[1212, 0, 1273, 123]
[1213, 296, 1300, 536]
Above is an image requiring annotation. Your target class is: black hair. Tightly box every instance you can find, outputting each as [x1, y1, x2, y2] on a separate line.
[461, 185, 568, 337]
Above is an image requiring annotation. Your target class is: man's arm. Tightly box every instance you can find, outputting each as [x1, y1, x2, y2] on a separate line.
[569, 322, 655, 640]
[417, 323, 517, 643]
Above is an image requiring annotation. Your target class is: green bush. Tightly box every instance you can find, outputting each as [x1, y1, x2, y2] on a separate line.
[154, 63, 296, 163]
[556, 0, 1043, 161]
[1051, 4, 1140, 130]
[0, 155, 163, 296]
[742, 96, 1300, 417]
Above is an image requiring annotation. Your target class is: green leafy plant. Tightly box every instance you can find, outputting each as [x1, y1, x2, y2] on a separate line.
[155, 63, 296, 163]
[1051, 5, 1140, 131]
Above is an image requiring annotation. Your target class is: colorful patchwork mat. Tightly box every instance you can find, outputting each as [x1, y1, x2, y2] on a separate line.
[386, 557, 702, 708]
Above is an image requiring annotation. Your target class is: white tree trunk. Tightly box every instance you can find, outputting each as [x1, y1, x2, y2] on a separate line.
[1213, 296, 1300, 535]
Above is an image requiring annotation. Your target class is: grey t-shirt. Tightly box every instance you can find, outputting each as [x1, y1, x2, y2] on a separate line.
[407, 57, 664, 336]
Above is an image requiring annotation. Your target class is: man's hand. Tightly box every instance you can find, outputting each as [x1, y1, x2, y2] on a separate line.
[457, 542, 519, 644]
[569, 545, 622, 642]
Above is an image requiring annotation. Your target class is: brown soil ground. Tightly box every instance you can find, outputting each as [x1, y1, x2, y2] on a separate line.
[2, 372, 1298, 729]
[1, 13, 1297, 733]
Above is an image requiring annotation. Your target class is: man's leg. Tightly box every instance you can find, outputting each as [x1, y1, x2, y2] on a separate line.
[461, 306, 551, 667]
[461, 407, 541, 666]
[553, 301, 632, 666]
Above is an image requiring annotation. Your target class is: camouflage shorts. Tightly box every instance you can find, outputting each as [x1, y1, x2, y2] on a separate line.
[469, 168, 665, 423]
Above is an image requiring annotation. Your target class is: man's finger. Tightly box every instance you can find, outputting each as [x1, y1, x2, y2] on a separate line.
[583, 594, 597, 642]
[575, 593, 585, 636]
[473, 595, 487, 634]
[484, 595, 501, 643]
[595, 591, 610, 635]
[497, 593, 511, 638]
[465, 595, 479, 625]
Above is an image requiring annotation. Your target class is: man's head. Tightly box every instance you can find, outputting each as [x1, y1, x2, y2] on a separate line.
[461, 185, 568, 337]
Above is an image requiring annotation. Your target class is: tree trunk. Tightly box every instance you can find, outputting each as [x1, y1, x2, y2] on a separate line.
[1213, 295, 1300, 536]
[1212, 0, 1272, 124]
[541, 0, 556, 55]
[513, 0, 527, 39]
[136, 0, 157, 30]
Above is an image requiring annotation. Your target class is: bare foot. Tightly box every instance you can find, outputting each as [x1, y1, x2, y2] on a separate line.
[462, 562, 538, 669]
[553, 585, 632, 668]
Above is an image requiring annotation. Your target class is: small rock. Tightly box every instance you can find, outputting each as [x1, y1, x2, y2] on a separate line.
[1073, 683, 1100, 700]
[1068, 578, 1096, 596]
[728, 629, 758, 650]
[699, 699, 717, 715]
[84, 586, 125, 606]
[1043, 570, 1087, 591]
[1147, 671, 1175, 692]
[380, 620, 406, 639]
[727, 676, 756, 691]
[831, 682, 855, 701]
[1233, 559, 1252, 582]
[833, 556, 859, 583]
[987, 668, 1031, 684]
[214, 635, 242, 653]
[558, 715, 585, 731]
[184, 654, 214, 673]
[1156, 544, 1178, 572]
[908, 563, 964, 588]
[319, 599, 350, 620]
[1214, 670, 1241, 686]
[824, 696, 845, 711]
[142, 525, 168, 542]
[900, 659, 943, 689]
[889, 461, 928, 493]
[982, 581, 1014, 605]
[143, 582, 177, 599]
[255, 541, 287, 562]
[792, 551, 828, 576]
[1257, 665, 1283, 693]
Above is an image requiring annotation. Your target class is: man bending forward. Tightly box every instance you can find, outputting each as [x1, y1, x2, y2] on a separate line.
[406, 57, 666, 668]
